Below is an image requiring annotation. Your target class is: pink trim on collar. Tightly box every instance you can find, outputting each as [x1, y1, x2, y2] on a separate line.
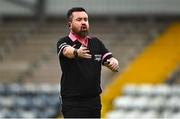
[68, 32, 91, 46]
[68, 32, 77, 42]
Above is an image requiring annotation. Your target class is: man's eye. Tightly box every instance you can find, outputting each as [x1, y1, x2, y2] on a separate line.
[76, 18, 81, 21]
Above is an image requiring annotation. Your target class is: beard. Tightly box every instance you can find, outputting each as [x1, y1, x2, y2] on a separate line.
[76, 30, 89, 38]
[72, 25, 89, 38]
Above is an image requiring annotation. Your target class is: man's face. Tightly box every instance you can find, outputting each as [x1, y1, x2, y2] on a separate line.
[69, 11, 89, 38]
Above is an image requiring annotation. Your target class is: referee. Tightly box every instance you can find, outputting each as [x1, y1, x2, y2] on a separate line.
[57, 7, 119, 118]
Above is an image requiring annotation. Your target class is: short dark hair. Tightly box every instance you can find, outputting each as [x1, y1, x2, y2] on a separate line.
[67, 7, 87, 21]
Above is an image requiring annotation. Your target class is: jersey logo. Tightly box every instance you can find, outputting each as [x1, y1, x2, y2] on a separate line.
[94, 54, 102, 62]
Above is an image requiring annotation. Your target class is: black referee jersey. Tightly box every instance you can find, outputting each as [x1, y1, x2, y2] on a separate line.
[57, 36, 112, 98]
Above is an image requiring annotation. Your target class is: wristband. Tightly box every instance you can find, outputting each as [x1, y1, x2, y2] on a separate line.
[73, 48, 78, 58]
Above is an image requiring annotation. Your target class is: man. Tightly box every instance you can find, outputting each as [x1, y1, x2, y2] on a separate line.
[57, 7, 119, 118]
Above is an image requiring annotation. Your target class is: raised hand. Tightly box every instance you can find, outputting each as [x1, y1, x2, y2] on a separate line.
[77, 45, 92, 59]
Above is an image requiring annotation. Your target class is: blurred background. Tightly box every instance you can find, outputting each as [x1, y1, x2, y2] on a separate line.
[0, 0, 179, 118]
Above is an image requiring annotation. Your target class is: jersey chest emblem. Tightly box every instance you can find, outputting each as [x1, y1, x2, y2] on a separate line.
[94, 54, 102, 62]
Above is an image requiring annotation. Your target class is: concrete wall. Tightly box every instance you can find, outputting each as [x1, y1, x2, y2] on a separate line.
[0, 0, 180, 16]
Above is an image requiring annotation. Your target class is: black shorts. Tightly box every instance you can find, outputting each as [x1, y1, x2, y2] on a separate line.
[61, 95, 101, 118]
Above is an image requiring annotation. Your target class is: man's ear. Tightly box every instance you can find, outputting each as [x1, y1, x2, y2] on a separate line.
[68, 21, 71, 28]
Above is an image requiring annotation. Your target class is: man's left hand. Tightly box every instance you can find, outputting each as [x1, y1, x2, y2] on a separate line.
[104, 57, 119, 72]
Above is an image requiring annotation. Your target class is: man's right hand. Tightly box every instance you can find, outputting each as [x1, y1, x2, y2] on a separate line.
[77, 45, 92, 59]
[63, 45, 91, 59]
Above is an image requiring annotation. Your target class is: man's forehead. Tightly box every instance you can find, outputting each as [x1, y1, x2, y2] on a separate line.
[72, 11, 88, 18]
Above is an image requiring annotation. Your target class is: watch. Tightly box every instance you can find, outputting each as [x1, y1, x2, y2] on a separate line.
[73, 48, 78, 58]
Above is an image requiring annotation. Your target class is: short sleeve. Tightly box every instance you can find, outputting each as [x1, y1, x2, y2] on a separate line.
[98, 39, 113, 64]
[57, 39, 69, 57]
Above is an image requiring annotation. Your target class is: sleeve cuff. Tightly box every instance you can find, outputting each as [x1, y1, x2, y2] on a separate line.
[102, 52, 113, 65]
[58, 43, 70, 56]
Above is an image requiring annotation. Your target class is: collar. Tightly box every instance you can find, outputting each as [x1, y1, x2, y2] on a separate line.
[68, 32, 91, 47]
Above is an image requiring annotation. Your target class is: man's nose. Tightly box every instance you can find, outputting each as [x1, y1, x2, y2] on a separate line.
[81, 20, 86, 24]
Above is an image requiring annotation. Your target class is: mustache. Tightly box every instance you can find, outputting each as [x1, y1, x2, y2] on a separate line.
[81, 24, 87, 28]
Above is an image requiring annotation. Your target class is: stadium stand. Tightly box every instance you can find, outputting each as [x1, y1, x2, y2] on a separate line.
[103, 22, 180, 118]
[106, 84, 180, 119]
[0, 83, 60, 118]
[0, 20, 62, 118]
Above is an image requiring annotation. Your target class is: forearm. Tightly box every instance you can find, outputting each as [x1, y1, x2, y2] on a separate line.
[63, 45, 92, 59]
[63, 46, 76, 58]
